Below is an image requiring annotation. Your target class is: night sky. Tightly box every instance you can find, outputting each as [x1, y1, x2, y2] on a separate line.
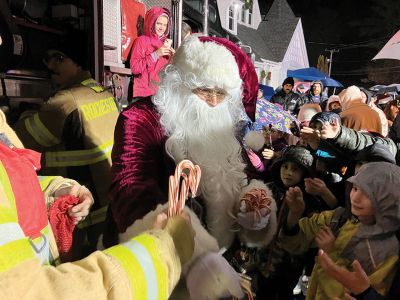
[259, 0, 400, 87]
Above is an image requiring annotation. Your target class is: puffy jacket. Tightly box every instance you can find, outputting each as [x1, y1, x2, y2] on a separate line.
[130, 7, 171, 97]
[328, 126, 397, 158]
[270, 91, 304, 116]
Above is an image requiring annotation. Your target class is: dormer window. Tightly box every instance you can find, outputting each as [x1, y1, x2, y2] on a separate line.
[227, 5, 238, 33]
[239, 2, 253, 26]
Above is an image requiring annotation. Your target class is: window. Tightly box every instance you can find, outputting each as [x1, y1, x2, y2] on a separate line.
[248, 4, 253, 25]
[228, 6, 234, 31]
[241, 7, 245, 23]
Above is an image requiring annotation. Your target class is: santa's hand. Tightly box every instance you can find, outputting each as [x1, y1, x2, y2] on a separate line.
[186, 252, 244, 300]
[237, 208, 270, 230]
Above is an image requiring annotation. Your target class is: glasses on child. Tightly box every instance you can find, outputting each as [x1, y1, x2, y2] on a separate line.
[192, 87, 228, 103]
[42, 52, 65, 66]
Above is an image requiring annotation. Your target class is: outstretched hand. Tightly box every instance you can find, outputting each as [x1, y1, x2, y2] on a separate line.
[320, 117, 341, 140]
[315, 226, 336, 253]
[300, 126, 321, 150]
[319, 249, 370, 295]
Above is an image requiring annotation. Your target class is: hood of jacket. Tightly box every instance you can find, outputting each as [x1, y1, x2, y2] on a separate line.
[338, 85, 364, 111]
[308, 80, 324, 96]
[143, 6, 171, 41]
[347, 162, 400, 238]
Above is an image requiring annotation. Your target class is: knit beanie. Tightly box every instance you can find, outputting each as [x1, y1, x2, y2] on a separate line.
[282, 77, 294, 86]
[48, 30, 89, 69]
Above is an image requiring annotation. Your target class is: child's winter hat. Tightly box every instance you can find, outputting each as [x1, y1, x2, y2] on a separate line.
[271, 146, 314, 183]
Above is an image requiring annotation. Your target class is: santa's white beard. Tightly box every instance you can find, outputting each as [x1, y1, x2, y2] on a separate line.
[155, 85, 247, 247]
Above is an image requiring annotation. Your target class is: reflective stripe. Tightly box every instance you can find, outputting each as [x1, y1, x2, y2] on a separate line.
[0, 223, 25, 247]
[80, 97, 118, 121]
[38, 176, 56, 191]
[134, 235, 168, 299]
[24, 114, 61, 147]
[104, 234, 168, 299]
[105, 244, 147, 299]
[45, 140, 113, 167]
[0, 162, 17, 223]
[81, 78, 104, 93]
[29, 225, 51, 265]
[0, 238, 36, 273]
[124, 240, 158, 300]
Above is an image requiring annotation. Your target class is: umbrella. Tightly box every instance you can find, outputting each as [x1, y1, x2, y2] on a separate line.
[253, 99, 299, 135]
[373, 30, 400, 61]
[377, 83, 400, 94]
[287, 67, 343, 87]
[258, 84, 275, 100]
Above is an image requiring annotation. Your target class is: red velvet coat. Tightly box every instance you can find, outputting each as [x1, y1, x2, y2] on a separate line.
[108, 98, 174, 233]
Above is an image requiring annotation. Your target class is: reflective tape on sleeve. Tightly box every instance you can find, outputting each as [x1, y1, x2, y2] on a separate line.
[104, 234, 168, 300]
[44, 140, 113, 167]
[38, 176, 56, 191]
[24, 114, 61, 147]
[81, 78, 104, 93]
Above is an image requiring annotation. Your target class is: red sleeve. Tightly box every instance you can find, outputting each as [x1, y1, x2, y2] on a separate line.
[109, 100, 172, 232]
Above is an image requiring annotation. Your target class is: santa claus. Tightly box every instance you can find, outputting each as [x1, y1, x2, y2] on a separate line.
[104, 35, 277, 299]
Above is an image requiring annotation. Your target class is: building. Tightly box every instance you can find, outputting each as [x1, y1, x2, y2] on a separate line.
[216, 0, 309, 88]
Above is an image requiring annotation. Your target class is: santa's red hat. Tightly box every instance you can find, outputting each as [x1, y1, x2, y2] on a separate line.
[172, 35, 258, 121]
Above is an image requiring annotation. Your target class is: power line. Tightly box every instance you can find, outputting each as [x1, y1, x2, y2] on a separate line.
[306, 34, 393, 50]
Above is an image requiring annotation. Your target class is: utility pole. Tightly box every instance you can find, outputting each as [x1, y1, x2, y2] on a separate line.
[325, 48, 339, 76]
[203, 0, 208, 36]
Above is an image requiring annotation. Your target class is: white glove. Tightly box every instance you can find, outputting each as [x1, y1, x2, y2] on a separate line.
[186, 252, 244, 300]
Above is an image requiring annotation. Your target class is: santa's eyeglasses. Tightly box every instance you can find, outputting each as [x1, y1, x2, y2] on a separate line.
[192, 87, 228, 102]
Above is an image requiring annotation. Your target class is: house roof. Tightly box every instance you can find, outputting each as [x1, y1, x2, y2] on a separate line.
[237, 0, 299, 62]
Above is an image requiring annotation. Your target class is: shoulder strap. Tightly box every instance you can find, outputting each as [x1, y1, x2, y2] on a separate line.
[329, 207, 347, 237]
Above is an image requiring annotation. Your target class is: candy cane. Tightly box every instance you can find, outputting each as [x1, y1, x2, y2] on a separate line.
[168, 160, 201, 217]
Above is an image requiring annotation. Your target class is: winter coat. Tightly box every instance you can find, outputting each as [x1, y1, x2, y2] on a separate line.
[105, 98, 268, 247]
[270, 91, 304, 116]
[328, 126, 397, 159]
[130, 7, 171, 97]
[279, 162, 400, 299]
[339, 86, 382, 135]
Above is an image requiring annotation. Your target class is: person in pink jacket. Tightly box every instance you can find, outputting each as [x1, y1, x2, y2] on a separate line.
[130, 6, 174, 101]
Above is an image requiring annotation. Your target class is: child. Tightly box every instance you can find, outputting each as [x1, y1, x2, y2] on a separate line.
[255, 146, 329, 299]
[280, 162, 400, 299]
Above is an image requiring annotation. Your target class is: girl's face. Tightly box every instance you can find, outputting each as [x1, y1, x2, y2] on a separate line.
[280, 161, 304, 187]
[350, 185, 375, 224]
[155, 16, 168, 37]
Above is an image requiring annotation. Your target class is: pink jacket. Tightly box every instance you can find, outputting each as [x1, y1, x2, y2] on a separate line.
[130, 7, 171, 97]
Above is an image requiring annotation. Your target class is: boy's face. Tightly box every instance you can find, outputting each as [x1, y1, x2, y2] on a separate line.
[280, 161, 304, 187]
[350, 185, 376, 224]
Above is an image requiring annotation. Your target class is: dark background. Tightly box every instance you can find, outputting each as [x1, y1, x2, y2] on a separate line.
[259, 0, 400, 87]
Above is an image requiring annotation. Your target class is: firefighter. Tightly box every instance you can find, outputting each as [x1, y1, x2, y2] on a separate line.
[0, 112, 194, 299]
[14, 30, 118, 237]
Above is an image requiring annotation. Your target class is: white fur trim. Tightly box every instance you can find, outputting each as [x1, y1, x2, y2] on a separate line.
[237, 179, 277, 248]
[244, 131, 265, 151]
[172, 34, 242, 90]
